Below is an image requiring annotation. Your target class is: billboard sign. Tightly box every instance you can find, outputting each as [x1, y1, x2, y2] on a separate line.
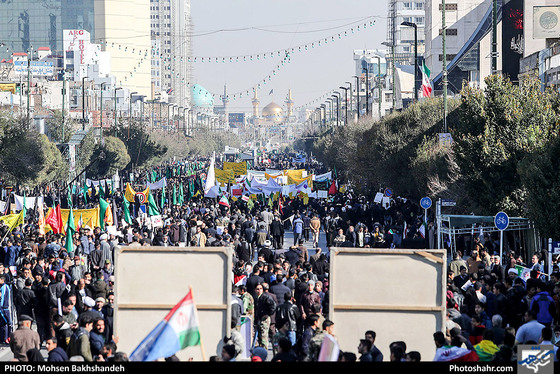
[13, 61, 55, 76]
[534, 6, 560, 39]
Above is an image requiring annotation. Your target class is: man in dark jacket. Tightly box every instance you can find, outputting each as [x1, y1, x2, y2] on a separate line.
[46, 336, 69, 362]
[254, 283, 276, 349]
[270, 216, 285, 250]
[274, 292, 300, 347]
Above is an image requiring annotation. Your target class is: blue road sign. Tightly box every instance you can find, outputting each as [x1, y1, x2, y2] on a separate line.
[384, 188, 393, 197]
[420, 197, 432, 210]
[553, 242, 560, 255]
[494, 211, 509, 231]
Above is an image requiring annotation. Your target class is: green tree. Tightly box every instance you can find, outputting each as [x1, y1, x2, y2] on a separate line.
[452, 75, 560, 216]
[518, 134, 560, 239]
[87, 136, 131, 179]
[0, 114, 68, 186]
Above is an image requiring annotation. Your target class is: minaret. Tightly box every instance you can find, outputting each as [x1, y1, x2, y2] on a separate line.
[285, 88, 294, 119]
[252, 88, 260, 122]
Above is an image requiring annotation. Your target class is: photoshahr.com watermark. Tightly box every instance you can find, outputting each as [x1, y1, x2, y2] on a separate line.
[518, 345, 555, 374]
[449, 364, 514, 372]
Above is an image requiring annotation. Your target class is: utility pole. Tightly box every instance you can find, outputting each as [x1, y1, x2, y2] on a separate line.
[442, 0, 448, 133]
[27, 51, 31, 123]
[492, 0, 498, 74]
[375, 55, 382, 119]
[61, 71, 66, 142]
[82, 76, 88, 130]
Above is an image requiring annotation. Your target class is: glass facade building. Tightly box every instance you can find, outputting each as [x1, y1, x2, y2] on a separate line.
[0, 0, 95, 58]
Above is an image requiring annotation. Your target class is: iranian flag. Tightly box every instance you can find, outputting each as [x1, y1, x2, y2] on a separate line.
[130, 289, 201, 361]
[418, 220, 427, 238]
[219, 195, 230, 208]
[421, 61, 433, 98]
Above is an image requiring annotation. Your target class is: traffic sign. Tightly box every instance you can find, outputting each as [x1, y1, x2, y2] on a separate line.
[384, 188, 393, 198]
[441, 199, 456, 207]
[494, 212, 509, 231]
[552, 241, 560, 255]
[420, 197, 432, 210]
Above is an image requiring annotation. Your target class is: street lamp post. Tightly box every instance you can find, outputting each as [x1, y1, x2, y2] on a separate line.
[27, 47, 33, 123]
[326, 98, 333, 126]
[345, 81, 352, 123]
[332, 93, 340, 126]
[401, 21, 419, 102]
[339, 85, 349, 125]
[353, 75, 360, 121]
[114, 87, 122, 137]
[129, 91, 137, 139]
[382, 41, 396, 112]
[100, 82, 108, 141]
[82, 76, 89, 130]
[320, 104, 326, 127]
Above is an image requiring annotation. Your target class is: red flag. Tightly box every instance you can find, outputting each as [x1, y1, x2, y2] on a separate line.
[45, 204, 63, 234]
[328, 180, 337, 195]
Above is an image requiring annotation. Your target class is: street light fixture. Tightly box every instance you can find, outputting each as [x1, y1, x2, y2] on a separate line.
[381, 41, 396, 112]
[401, 21, 419, 102]
[128, 91, 138, 139]
[345, 81, 353, 123]
[352, 75, 360, 121]
[332, 92, 340, 126]
[82, 76, 89, 130]
[339, 85, 350, 126]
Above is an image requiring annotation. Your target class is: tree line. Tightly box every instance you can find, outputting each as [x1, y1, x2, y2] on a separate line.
[295, 75, 560, 239]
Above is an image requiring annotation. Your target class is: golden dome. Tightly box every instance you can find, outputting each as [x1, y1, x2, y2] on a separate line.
[262, 102, 283, 120]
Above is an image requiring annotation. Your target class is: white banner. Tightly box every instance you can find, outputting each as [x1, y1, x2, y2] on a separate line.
[147, 177, 167, 190]
[14, 194, 44, 211]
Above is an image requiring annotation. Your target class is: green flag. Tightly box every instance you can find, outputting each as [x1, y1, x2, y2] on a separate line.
[161, 186, 165, 209]
[99, 183, 105, 199]
[65, 206, 76, 253]
[148, 192, 160, 216]
[82, 184, 89, 204]
[173, 184, 177, 205]
[179, 182, 184, 206]
[123, 197, 132, 225]
[22, 191, 27, 220]
[99, 197, 110, 230]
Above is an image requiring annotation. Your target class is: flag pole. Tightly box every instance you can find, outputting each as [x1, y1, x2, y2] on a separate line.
[188, 285, 207, 361]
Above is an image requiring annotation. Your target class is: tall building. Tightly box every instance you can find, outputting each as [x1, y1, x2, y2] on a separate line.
[0, 0, 95, 58]
[95, 0, 151, 98]
[386, 0, 426, 64]
[424, 0, 504, 93]
[150, 0, 192, 108]
[0, 0, 151, 97]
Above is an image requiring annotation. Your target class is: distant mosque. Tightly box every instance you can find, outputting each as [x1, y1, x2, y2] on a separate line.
[251, 88, 295, 125]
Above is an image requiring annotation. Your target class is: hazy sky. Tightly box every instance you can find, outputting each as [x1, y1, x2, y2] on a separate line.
[190, 0, 389, 114]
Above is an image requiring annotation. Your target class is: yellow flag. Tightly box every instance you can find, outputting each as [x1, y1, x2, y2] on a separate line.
[0, 211, 24, 232]
[125, 183, 136, 202]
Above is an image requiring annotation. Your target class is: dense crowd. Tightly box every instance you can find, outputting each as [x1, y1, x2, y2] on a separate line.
[0, 151, 557, 363]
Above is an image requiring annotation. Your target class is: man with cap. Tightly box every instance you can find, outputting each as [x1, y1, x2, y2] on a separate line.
[258, 240, 275, 265]
[69, 255, 87, 284]
[251, 346, 268, 362]
[299, 280, 322, 321]
[453, 266, 470, 290]
[9, 314, 40, 362]
[99, 233, 112, 266]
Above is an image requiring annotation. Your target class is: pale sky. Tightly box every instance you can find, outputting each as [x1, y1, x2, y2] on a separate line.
[190, 0, 389, 114]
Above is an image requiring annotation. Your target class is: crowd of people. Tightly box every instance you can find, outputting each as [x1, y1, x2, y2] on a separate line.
[0, 151, 558, 363]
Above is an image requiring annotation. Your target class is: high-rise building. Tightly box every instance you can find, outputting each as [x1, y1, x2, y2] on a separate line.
[424, 0, 503, 93]
[0, 0, 95, 58]
[386, 0, 426, 64]
[150, 0, 192, 108]
[0, 0, 151, 97]
[95, 0, 151, 98]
